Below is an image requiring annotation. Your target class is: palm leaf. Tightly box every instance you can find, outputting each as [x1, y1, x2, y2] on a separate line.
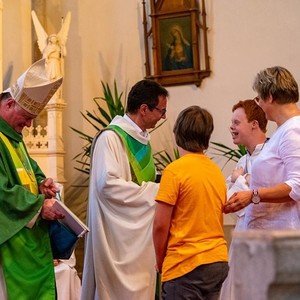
[153, 148, 180, 172]
[71, 80, 127, 175]
[210, 142, 246, 167]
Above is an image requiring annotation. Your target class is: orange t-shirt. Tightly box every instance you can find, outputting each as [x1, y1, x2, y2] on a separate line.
[156, 153, 228, 282]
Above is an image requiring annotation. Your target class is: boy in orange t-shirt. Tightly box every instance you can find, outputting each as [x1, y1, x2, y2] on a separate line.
[153, 105, 229, 300]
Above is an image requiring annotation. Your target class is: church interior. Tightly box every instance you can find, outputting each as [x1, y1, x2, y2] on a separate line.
[1, 0, 300, 298]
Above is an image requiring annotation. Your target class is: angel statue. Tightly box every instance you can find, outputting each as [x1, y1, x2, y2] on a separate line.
[31, 10, 71, 82]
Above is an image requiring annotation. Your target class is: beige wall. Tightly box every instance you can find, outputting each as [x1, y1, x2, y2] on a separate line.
[2, 0, 32, 88]
[61, 0, 300, 184]
[2, 0, 300, 218]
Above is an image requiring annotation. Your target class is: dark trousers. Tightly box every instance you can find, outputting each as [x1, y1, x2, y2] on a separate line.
[162, 262, 229, 300]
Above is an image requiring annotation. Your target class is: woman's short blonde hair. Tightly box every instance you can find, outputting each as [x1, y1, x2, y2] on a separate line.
[253, 66, 299, 104]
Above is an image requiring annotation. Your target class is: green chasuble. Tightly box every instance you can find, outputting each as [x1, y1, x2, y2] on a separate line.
[107, 125, 156, 185]
[0, 118, 56, 300]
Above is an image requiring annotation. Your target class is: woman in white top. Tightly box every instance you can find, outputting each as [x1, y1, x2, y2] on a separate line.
[224, 66, 300, 230]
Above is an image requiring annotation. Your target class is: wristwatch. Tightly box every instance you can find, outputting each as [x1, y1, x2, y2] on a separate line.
[251, 190, 261, 204]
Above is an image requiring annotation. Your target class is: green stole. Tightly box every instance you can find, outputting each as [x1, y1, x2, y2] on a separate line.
[107, 125, 156, 184]
[0, 132, 56, 300]
[105, 125, 159, 298]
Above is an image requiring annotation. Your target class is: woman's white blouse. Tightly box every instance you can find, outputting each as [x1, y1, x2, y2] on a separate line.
[245, 116, 300, 229]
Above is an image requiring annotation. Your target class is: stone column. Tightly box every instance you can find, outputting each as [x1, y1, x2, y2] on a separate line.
[232, 230, 300, 300]
[45, 95, 66, 184]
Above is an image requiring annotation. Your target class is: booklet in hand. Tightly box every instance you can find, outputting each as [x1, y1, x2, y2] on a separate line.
[49, 199, 89, 259]
[52, 200, 89, 238]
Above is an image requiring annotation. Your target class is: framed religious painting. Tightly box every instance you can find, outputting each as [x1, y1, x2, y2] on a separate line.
[142, 0, 210, 87]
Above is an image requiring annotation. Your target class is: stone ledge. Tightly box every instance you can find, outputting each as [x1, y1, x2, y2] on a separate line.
[232, 230, 300, 300]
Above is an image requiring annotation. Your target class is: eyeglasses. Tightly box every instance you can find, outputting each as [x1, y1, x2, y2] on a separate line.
[148, 105, 167, 116]
[253, 97, 260, 105]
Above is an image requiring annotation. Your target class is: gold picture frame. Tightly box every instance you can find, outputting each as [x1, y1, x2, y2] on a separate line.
[143, 0, 210, 87]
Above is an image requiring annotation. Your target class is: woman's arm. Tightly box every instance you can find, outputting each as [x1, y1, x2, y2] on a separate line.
[224, 183, 293, 214]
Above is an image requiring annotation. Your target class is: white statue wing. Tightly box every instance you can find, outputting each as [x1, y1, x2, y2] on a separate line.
[31, 10, 48, 54]
[57, 12, 71, 57]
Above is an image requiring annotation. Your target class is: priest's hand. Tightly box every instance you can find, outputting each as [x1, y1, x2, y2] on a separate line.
[41, 198, 65, 220]
[39, 178, 59, 199]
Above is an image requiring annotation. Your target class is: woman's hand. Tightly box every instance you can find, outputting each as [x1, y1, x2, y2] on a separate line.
[223, 190, 253, 213]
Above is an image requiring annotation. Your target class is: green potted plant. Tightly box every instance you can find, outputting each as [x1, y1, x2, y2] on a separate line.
[210, 142, 246, 168]
[70, 80, 126, 175]
[153, 142, 246, 177]
[67, 80, 126, 276]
